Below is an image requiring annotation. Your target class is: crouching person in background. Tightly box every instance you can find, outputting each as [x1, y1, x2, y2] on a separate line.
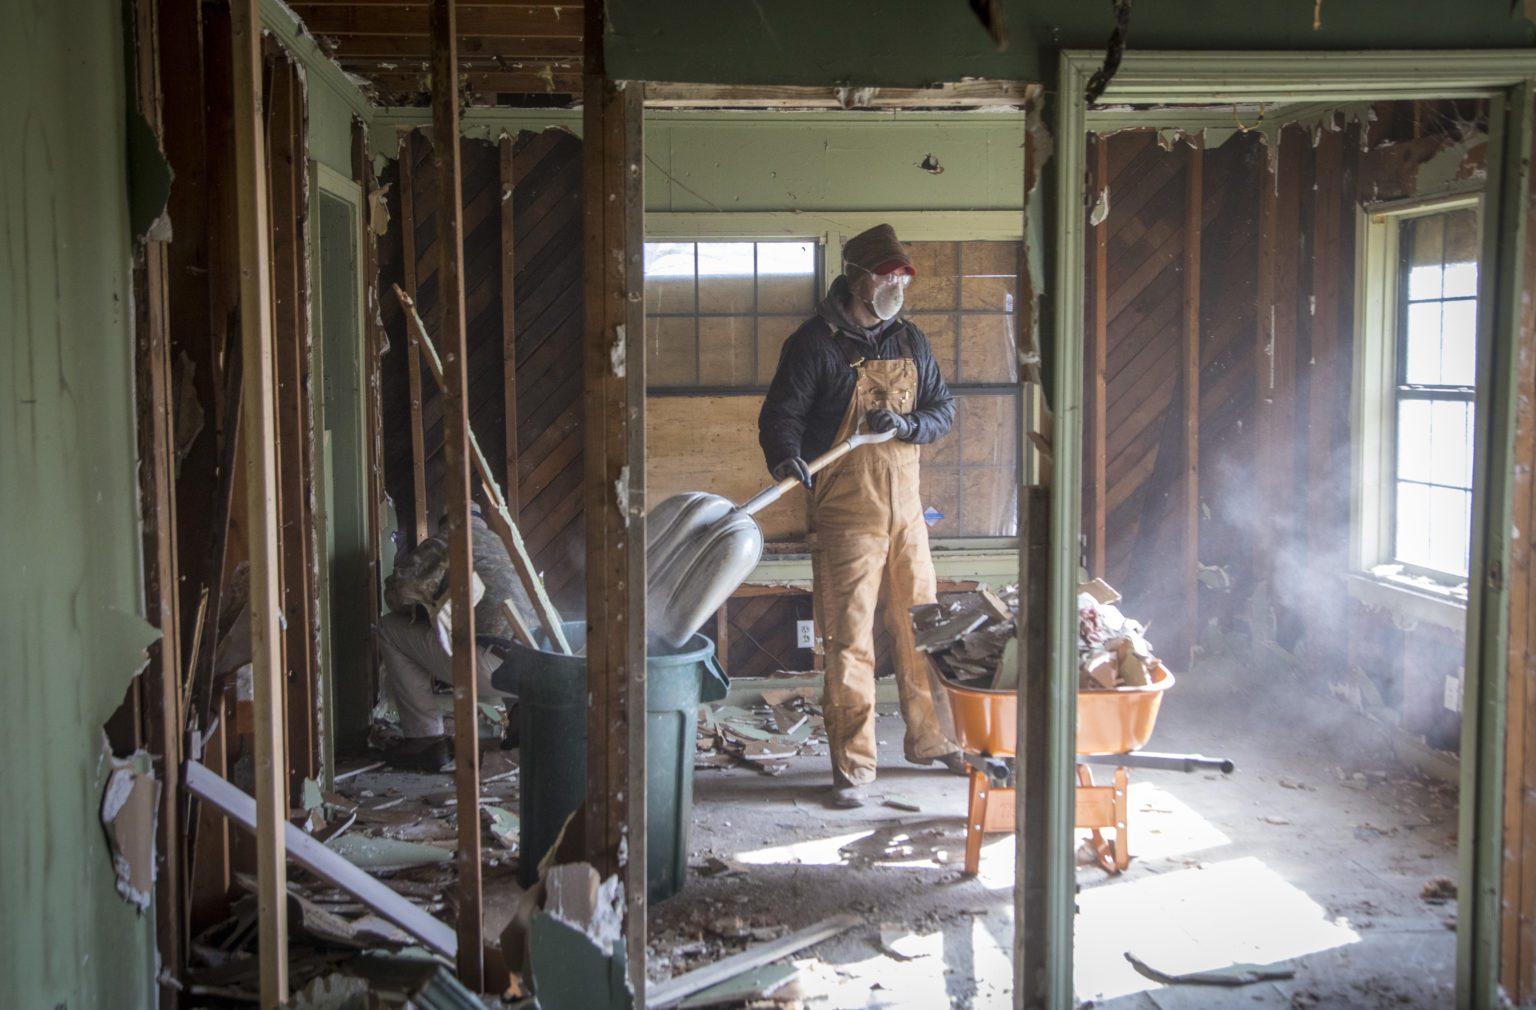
[376, 504, 530, 771]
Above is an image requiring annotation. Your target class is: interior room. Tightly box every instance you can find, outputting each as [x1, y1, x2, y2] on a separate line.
[11, 3, 1536, 1010]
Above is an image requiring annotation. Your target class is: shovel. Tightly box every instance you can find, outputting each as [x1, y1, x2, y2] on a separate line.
[646, 427, 899, 648]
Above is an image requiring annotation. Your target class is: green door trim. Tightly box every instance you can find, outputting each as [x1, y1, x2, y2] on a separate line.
[1045, 49, 1536, 1010]
[309, 161, 370, 785]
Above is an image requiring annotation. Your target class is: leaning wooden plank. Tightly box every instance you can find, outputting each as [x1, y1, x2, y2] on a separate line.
[646, 914, 861, 1009]
[430, 0, 485, 986]
[231, 0, 289, 1002]
[392, 283, 572, 654]
[184, 761, 457, 958]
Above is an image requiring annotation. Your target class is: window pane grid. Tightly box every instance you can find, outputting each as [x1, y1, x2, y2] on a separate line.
[1389, 208, 1478, 580]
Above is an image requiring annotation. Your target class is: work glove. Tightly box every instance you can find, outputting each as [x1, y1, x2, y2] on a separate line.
[866, 408, 916, 440]
[772, 456, 814, 490]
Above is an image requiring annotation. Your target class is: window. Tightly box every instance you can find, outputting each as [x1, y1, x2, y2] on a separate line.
[1355, 199, 1480, 590]
[645, 241, 820, 389]
[904, 240, 1021, 538]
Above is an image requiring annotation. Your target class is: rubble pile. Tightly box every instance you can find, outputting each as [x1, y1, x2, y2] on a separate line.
[696, 689, 827, 775]
[1076, 579, 1160, 689]
[183, 753, 521, 1004]
[910, 580, 1163, 692]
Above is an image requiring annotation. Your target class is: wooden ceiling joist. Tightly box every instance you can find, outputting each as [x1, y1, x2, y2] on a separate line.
[365, 68, 582, 97]
[291, 4, 580, 37]
[317, 34, 581, 58]
[643, 80, 1040, 110]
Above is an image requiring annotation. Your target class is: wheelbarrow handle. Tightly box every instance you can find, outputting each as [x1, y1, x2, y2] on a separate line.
[1078, 751, 1236, 774]
[739, 428, 898, 516]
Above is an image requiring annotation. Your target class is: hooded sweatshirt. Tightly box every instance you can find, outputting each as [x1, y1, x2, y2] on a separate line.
[757, 275, 955, 472]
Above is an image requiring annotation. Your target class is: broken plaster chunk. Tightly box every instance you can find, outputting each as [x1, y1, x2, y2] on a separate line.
[610, 323, 627, 377]
[101, 750, 160, 912]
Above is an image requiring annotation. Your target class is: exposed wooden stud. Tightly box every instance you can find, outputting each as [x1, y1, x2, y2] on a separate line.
[267, 46, 319, 799]
[583, 0, 646, 996]
[230, 0, 288, 1001]
[500, 134, 521, 514]
[1182, 140, 1203, 667]
[429, 0, 484, 986]
[1015, 83, 1050, 1005]
[1504, 92, 1536, 1005]
[1091, 137, 1109, 579]
[1254, 146, 1279, 589]
[131, 0, 185, 997]
[353, 115, 387, 739]
[398, 131, 431, 542]
[395, 284, 568, 650]
[715, 605, 730, 677]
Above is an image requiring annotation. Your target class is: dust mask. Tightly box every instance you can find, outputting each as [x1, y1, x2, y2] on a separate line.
[870, 281, 905, 320]
[850, 263, 911, 321]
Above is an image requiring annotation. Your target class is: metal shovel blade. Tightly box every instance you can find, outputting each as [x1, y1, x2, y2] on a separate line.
[644, 428, 896, 648]
[646, 491, 764, 649]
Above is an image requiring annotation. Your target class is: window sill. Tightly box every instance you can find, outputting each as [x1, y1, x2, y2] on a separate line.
[1344, 571, 1467, 632]
[746, 544, 1020, 586]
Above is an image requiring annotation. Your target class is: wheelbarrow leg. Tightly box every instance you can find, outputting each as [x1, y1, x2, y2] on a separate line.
[1113, 766, 1130, 872]
[964, 769, 988, 876]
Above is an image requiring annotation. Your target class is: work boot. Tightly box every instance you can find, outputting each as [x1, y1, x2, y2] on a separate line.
[381, 735, 452, 773]
[829, 784, 868, 809]
[933, 751, 969, 776]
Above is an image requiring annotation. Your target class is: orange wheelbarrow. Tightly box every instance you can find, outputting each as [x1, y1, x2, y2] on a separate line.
[930, 662, 1228, 875]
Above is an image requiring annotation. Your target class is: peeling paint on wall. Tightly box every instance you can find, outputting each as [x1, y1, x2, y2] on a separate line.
[610, 323, 627, 378]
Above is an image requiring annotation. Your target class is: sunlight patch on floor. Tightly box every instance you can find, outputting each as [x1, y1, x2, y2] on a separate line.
[1074, 856, 1361, 1002]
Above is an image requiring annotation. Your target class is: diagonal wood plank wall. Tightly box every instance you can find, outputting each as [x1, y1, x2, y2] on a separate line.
[379, 127, 587, 612]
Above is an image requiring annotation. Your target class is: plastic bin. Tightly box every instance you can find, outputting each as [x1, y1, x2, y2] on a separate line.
[490, 621, 727, 902]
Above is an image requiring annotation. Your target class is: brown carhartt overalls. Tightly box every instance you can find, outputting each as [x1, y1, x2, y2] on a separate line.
[808, 327, 957, 787]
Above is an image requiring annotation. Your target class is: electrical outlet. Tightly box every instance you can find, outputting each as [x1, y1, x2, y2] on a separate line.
[796, 620, 816, 649]
[1444, 674, 1462, 713]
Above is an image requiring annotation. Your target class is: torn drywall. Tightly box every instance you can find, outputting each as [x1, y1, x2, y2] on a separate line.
[100, 749, 160, 912]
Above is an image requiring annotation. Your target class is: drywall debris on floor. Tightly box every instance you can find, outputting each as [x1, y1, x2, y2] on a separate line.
[696, 693, 825, 776]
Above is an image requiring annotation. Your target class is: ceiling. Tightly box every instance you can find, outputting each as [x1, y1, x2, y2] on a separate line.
[295, 1, 585, 106]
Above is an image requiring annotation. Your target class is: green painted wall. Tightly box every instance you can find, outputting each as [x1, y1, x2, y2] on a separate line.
[372, 110, 1027, 214]
[607, 0, 1535, 87]
[1, 6, 161, 1010]
[645, 112, 1024, 212]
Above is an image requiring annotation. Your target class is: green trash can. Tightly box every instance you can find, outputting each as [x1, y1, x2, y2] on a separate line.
[491, 621, 727, 902]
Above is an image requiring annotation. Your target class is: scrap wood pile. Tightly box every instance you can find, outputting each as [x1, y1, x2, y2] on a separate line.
[1076, 578, 1160, 689]
[911, 579, 1162, 692]
[696, 688, 826, 775]
[911, 585, 1020, 691]
[184, 754, 521, 1005]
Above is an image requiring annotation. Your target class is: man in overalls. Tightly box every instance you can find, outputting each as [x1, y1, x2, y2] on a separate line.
[759, 223, 964, 808]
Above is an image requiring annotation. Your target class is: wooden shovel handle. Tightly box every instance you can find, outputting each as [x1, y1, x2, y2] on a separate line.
[740, 428, 897, 516]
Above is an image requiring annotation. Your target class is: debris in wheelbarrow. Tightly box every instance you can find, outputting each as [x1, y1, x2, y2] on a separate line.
[911, 577, 1164, 693]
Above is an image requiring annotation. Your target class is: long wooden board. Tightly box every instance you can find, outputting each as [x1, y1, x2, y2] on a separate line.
[230, 0, 289, 999]
[394, 283, 570, 653]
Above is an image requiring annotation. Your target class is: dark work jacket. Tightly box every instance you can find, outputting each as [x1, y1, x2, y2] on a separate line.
[758, 276, 956, 472]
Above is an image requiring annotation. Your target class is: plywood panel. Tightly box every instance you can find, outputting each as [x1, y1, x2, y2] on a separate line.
[646, 394, 804, 541]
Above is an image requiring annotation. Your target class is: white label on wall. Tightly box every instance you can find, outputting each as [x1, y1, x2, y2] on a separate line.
[1444, 674, 1462, 714]
[797, 620, 816, 649]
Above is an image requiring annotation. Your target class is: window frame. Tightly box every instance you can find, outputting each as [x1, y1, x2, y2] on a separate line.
[645, 211, 1029, 555]
[1352, 191, 1482, 605]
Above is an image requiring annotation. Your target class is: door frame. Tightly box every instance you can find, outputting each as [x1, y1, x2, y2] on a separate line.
[1042, 50, 1536, 1010]
[308, 160, 370, 782]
